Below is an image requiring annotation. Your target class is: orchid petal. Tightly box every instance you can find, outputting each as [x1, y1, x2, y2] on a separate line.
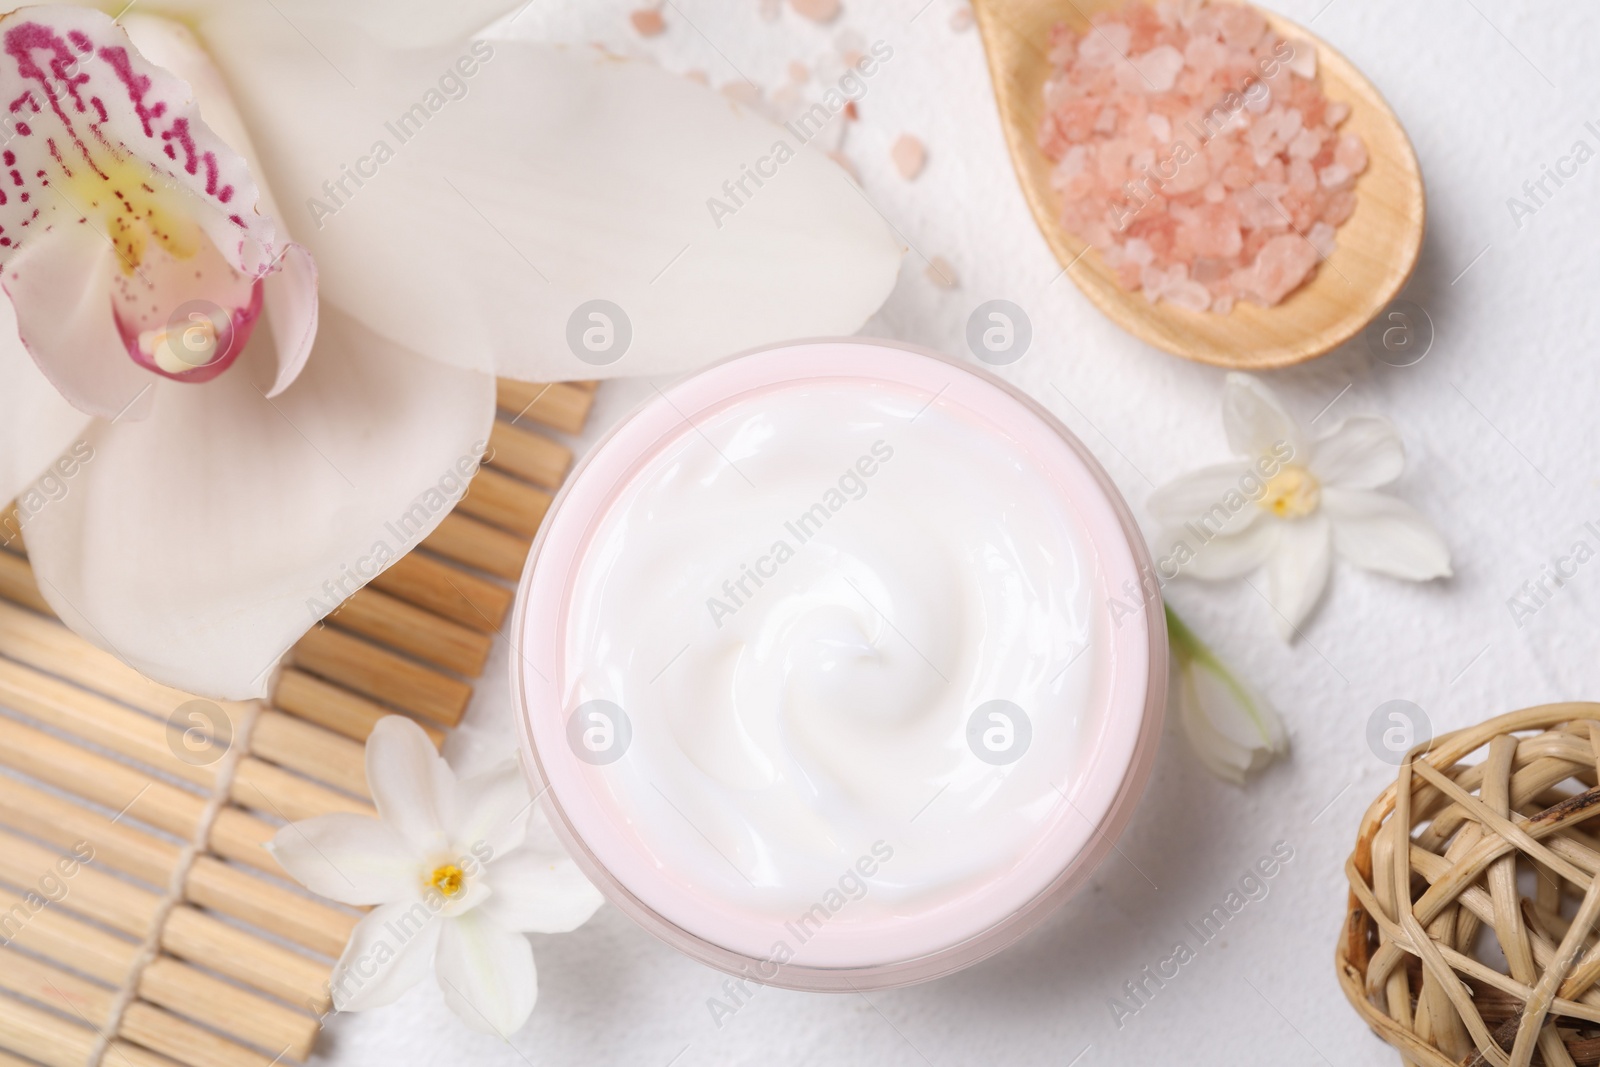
[21, 306, 495, 699]
[367, 716, 454, 860]
[5, 227, 152, 419]
[449, 760, 529, 861]
[0, 7, 300, 395]
[1322, 487, 1452, 580]
[186, 16, 903, 380]
[435, 911, 537, 1037]
[0, 294, 93, 510]
[266, 812, 417, 906]
[120, 13, 317, 397]
[1311, 415, 1404, 489]
[1265, 512, 1332, 637]
[1147, 460, 1259, 536]
[479, 846, 604, 934]
[1221, 373, 1307, 462]
[331, 900, 442, 1013]
[277, 0, 520, 49]
[1164, 518, 1279, 581]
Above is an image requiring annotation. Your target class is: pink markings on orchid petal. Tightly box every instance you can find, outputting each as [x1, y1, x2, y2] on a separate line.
[0, 9, 278, 273]
[0, 6, 297, 392]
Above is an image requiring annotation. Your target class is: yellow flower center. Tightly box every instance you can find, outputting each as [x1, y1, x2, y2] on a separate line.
[64, 150, 203, 275]
[1258, 466, 1321, 519]
[427, 864, 465, 898]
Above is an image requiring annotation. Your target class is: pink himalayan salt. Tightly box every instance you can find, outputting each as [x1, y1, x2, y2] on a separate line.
[790, 0, 840, 24]
[926, 255, 960, 289]
[629, 8, 666, 36]
[1036, 0, 1368, 313]
[892, 134, 927, 180]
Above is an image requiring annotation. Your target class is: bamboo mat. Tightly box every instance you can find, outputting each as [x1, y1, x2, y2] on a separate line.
[0, 381, 597, 1067]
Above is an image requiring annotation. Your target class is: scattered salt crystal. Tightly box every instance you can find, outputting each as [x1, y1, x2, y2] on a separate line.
[760, 0, 781, 20]
[789, 61, 809, 84]
[721, 81, 764, 107]
[926, 256, 960, 289]
[630, 8, 666, 35]
[685, 69, 709, 85]
[790, 0, 840, 23]
[891, 134, 927, 180]
[951, 6, 974, 32]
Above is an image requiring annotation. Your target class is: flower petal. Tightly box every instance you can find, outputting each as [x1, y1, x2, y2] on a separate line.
[254, 0, 522, 50]
[0, 7, 282, 273]
[266, 812, 417, 906]
[1265, 512, 1331, 637]
[448, 760, 529, 860]
[1221, 373, 1307, 462]
[478, 845, 604, 934]
[121, 13, 318, 398]
[368, 716, 454, 860]
[435, 911, 536, 1037]
[1175, 653, 1286, 785]
[1147, 461, 1258, 536]
[1163, 518, 1279, 581]
[21, 305, 495, 699]
[331, 900, 442, 1013]
[0, 294, 93, 511]
[1311, 415, 1404, 489]
[4, 227, 153, 419]
[187, 17, 903, 380]
[1322, 487, 1452, 580]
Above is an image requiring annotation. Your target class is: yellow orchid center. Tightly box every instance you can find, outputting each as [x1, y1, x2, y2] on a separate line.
[64, 151, 205, 276]
[427, 864, 466, 898]
[1258, 465, 1321, 518]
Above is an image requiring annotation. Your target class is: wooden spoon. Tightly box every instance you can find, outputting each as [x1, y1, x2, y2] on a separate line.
[972, 0, 1424, 370]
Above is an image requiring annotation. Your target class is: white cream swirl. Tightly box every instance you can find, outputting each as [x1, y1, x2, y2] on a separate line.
[563, 382, 1103, 917]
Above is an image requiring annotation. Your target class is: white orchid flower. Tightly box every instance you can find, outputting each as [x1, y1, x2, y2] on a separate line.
[268, 716, 603, 1036]
[1148, 373, 1450, 637]
[1166, 603, 1286, 784]
[0, 2, 902, 698]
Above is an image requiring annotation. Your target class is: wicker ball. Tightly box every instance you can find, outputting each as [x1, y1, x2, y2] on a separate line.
[1339, 703, 1600, 1067]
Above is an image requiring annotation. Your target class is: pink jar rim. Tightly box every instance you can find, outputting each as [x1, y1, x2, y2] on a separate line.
[511, 339, 1167, 991]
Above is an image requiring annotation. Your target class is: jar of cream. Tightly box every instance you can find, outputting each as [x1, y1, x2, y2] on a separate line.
[512, 339, 1165, 990]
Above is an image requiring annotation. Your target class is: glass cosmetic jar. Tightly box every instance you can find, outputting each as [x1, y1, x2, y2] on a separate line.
[512, 339, 1165, 991]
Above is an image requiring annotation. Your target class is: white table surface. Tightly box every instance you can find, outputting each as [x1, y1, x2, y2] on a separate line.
[313, 2, 1600, 1064]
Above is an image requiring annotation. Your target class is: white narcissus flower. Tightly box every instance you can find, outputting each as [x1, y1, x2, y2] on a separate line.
[0, 2, 902, 698]
[1166, 603, 1286, 784]
[268, 716, 603, 1036]
[1148, 373, 1451, 638]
